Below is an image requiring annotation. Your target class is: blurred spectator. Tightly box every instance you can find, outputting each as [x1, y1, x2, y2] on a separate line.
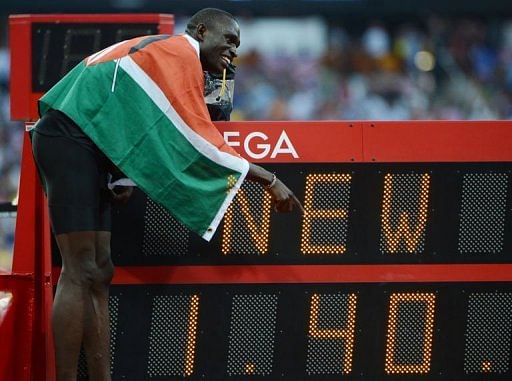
[0, 45, 22, 204]
[0, 36, 22, 270]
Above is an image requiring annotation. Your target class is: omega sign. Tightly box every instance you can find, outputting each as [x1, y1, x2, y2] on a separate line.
[223, 130, 299, 159]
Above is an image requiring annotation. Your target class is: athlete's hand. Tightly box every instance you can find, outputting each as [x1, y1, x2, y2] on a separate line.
[267, 179, 304, 213]
[109, 186, 133, 204]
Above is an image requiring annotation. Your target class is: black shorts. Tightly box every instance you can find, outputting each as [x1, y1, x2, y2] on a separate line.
[31, 109, 112, 234]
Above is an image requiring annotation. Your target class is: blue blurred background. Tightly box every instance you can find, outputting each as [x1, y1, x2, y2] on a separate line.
[1, 0, 511, 270]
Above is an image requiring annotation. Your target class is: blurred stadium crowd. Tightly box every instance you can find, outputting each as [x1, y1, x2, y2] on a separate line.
[232, 16, 512, 120]
[1, 14, 512, 269]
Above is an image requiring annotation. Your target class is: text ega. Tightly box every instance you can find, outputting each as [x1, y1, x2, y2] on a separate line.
[223, 130, 299, 159]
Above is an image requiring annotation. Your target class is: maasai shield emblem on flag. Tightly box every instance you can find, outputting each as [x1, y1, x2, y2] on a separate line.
[38, 34, 249, 241]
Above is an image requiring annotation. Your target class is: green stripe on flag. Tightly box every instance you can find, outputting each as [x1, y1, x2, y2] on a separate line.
[40, 60, 245, 238]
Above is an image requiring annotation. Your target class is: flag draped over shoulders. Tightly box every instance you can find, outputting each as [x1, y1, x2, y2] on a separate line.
[38, 34, 249, 241]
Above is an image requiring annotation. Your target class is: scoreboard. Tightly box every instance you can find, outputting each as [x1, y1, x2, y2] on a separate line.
[9, 13, 512, 381]
[48, 121, 512, 380]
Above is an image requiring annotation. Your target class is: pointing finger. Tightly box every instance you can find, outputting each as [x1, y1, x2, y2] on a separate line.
[291, 194, 305, 214]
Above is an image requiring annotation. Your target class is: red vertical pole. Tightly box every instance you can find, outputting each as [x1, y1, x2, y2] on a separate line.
[41, 200, 56, 381]
[11, 132, 55, 380]
[9, 16, 33, 121]
[12, 132, 39, 274]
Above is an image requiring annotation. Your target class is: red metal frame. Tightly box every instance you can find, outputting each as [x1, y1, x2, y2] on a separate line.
[2, 131, 52, 381]
[9, 14, 174, 121]
[51, 264, 512, 285]
[8, 16, 32, 122]
[216, 120, 512, 163]
[215, 121, 363, 163]
[361, 120, 512, 162]
[12, 133, 44, 274]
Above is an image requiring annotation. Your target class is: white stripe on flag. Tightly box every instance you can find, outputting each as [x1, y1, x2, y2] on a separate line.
[119, 56, 248, 175]
[119, 56, 249, 240]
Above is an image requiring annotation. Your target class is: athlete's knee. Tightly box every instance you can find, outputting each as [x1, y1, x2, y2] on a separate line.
[60, 259, 97, 289]
[68, 259, 112, 291]
[95, 242, 114, 286]
[96, 257, 114, 286]
[58, 233, 114, 289]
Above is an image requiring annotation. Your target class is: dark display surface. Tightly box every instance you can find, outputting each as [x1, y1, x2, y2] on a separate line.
[51, 162, 511, 380]
[32, 23, 158, 92]
[95, 163, 512, 266]
[75, 283, 512, 380]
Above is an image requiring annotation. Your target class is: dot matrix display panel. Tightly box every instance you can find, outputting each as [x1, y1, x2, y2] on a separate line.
[63, 162, 512, 380]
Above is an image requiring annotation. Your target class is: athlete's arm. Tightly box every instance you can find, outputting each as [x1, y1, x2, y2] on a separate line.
[246, 162, 304, 213]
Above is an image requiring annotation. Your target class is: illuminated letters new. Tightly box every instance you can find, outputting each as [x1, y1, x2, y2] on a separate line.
[381, 173, 430, 254]
[222, 182, 272, 255]
[301, 173, 351, 254]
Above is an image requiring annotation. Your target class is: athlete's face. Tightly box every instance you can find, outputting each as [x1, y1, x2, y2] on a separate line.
[197, 18, 240, 74]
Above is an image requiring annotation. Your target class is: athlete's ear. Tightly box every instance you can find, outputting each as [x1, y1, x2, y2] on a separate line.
[196, 23, 207, 42]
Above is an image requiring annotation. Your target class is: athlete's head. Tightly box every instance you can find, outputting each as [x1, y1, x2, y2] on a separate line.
[186, 8, 240, 74]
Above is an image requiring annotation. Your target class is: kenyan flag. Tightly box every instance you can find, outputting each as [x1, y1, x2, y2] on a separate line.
[38, 35, 249, 241]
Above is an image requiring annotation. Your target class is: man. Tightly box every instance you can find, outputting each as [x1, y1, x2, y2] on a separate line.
[31, 8, 302, 381]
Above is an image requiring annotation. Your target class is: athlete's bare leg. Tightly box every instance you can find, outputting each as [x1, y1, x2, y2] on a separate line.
[83, 231, 114, 380]
[53, 231, 114, 381]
